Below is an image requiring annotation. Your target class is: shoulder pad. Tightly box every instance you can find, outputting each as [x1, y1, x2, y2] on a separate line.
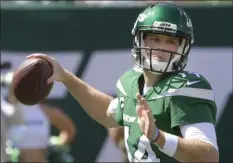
[149, 71, 214, 101]
[177, 71, 212, 89]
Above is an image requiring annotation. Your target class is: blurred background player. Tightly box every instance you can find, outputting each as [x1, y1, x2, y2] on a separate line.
[1, 87, 24, 162]
[1, 61, 24, 162]
[1, 71, 77, 162]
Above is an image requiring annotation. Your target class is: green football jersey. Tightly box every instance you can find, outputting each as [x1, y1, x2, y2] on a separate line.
[114, 68, 217, 162]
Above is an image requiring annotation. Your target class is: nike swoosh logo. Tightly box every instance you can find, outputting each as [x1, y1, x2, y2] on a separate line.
[186, 80, 200, 86]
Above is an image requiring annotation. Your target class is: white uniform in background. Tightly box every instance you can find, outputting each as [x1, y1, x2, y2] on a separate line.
[1, 95, 23, 162]
[9, 104, 50, 149]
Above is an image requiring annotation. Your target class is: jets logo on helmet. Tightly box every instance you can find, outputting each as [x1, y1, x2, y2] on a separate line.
[138, 14, 147, 22]
[153, 21, 177, 34]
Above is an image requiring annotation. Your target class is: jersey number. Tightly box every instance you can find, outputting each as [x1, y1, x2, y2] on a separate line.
[120, 97, 160, 162]
[124, 126, 160, 162]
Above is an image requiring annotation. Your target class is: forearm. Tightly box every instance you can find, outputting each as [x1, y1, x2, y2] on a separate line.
[108, 128, 124, 146]
[155, 131, 219, 162]
[62, 69, 114, 127]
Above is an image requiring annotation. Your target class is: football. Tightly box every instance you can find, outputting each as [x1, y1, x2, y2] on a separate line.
[12, 57, 54, 105]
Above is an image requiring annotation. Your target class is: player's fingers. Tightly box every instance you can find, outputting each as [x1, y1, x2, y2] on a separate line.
[141, 99, 154, 121]
[145, 109, 154, 122]
[136, 105, 143, 117]
[137, 93, 149, 109]
[143, 110, 154, 136]
[47, 74, 56, 84]
[144, 110, 150, 121]
[136, 93, 143, 104]
[26, 53, 56, 84]
[26, 54, 35, 59]
[27, 53, 56, 64]
[27, 54, 57, 81]
[141, 98, 150, 110]
[144, 110, 150, 128]
[26, 53, 47, 59]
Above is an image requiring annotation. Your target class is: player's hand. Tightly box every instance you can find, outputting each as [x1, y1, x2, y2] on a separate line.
[26, 53, 66, 83]
[136, 93, 156, 141]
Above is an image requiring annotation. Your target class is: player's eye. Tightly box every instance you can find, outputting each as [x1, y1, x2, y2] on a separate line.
[149, 37, 159, 42]
[154, 38, 160, 42]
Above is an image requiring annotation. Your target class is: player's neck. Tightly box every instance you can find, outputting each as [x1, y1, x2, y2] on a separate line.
[143, 70, 162, 87]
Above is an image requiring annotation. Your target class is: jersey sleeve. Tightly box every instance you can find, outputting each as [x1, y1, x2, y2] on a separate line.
[107, 76, 128, 126]
[110, 69, 141, 126]
[107, 97, 124, 126]
[169, 73, 217, 128]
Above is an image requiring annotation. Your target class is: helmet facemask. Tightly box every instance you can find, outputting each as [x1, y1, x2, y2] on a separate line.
[132, 29, 192, 74]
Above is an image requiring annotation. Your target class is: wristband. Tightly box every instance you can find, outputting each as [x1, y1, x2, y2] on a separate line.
[151, 127, 160, 142]
[159, 132, 178, 157]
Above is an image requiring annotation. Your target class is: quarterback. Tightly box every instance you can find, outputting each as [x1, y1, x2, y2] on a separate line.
[27, 2, 219, 162]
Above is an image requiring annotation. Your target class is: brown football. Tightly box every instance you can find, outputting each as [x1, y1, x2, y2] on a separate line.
[12, 58, 54, 105]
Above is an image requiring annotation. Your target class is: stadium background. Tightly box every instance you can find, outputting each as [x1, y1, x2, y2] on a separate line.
[1, 1, 232, 162]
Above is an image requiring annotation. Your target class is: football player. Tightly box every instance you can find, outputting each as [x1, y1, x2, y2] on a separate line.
[27, 2, 219, 162]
